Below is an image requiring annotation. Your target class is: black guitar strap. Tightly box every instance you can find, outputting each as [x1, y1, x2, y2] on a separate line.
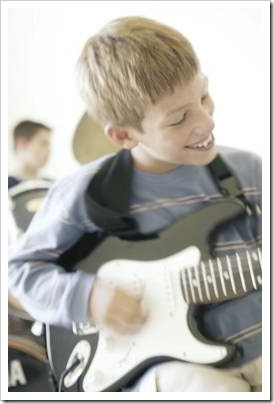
[84, 149, 138, 237]
[57, 149, 253, 269]
[206, 154, 254, 215]
[84, 149, 255, 234]
[57, 150, 138, 269]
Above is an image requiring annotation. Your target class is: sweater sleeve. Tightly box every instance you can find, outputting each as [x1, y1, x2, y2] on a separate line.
[8, 169, 101, 328]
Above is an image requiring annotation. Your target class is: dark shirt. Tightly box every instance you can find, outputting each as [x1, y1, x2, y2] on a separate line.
[8, 175, 53, 189]
[8, 176, 22, 189]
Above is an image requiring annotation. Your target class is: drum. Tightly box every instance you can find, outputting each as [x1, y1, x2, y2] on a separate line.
[8, 334, 52, 392]
[9, 179, 52, 236]
[8, 179, 52, 340]
[8, 180, 54, 391]
[8, 179, 53, 327]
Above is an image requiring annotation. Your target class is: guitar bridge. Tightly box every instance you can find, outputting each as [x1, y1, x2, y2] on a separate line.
[72, 321, 98, 336]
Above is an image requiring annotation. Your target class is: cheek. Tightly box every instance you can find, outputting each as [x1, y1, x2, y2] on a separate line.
[29, 144, 48, 162]
[166, 129, 190, 149]
[206, 97, 215, 115]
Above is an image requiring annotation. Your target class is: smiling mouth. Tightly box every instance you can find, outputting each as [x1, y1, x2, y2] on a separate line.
[185, 133, 214, 151]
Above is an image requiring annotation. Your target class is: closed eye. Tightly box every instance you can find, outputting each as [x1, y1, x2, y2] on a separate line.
[201, 94, 209, 102]
[169, 114, 186, 126]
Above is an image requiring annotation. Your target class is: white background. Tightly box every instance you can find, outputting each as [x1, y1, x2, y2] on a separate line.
[1, 1, 271, 400]
[5, 1, 270, 180]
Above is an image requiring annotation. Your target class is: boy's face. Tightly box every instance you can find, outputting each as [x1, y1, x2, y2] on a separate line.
[129, 72, 216, 172]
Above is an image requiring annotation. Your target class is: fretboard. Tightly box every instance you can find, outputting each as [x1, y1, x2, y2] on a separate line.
[180, 248, 262, 304]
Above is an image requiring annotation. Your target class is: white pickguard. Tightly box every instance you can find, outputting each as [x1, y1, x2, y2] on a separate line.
[81, 246, 228, 392]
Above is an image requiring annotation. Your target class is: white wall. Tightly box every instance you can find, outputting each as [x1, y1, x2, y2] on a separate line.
[5, 1, 270, 180]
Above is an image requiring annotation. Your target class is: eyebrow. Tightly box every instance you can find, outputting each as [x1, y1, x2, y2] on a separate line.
[164, 76, 209, 119]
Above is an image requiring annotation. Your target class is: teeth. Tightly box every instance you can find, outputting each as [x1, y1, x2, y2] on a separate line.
[188, 134, 212, 149]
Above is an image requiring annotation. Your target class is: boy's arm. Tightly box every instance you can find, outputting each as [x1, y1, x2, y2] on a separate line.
[8, 173, 147, 332]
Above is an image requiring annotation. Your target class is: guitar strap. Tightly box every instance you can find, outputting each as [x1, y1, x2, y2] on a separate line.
[57, 149, 252, 269]
[85, 149, 254, 231]
[207, 154, 254, 215]
[84, 149, 138, 237]
[57, 150, 137, 269]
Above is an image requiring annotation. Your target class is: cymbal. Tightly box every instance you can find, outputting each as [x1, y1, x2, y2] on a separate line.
[72, 112, 120, 164]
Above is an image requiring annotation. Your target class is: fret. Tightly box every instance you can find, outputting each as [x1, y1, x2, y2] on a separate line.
[257, 274, 262, 285]
[181, 269, 191, 303]
[236, 253, 247, 292]
[252, 251, 259, 262]
[255, 204, 262, 215]
[257, 248, 262, 267]
[228, 255, 243, 292]
[201, 262, 211, 301]
[215, 256, 235, 299]
[226, 255, 237, 294]
[246, 250, 257, 290]
[204, 261, 218, 302]
[194, 265, 203, 301]
[253, 250, 262, 286]
[228, 252, 260, 294]
[187, 267, 196, 303]
[208, 259, 219, 298]
[217, 257, 227, 297]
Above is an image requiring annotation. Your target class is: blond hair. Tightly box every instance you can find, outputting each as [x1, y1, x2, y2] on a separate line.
[76, 16, 200, 130]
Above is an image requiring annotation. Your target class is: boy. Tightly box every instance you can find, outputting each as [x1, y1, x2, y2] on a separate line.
[8, 120, 52, 189]
[8, 16, 262, 392]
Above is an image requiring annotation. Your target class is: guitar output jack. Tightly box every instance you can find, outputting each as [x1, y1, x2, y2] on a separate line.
[64, 340, 91, 388]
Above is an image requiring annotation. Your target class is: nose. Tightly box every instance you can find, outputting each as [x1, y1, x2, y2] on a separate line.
[192, 110, 215, 137]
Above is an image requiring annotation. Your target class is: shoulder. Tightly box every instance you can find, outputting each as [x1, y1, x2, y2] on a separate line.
[51, 154, 114, 197]
[217, 145, 261, 165]
[215, 146, 262, 202]
[216, 146, 261, 185]
[44, 154, 115, 222]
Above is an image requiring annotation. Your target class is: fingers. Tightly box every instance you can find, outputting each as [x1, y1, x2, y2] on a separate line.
[104, 312, 147, 335]
[104, 287, 147, 334]
[89, 278, 148, 335]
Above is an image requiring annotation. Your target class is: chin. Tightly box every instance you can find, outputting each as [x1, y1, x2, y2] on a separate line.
[202, 144, 217, 162]
[189, 148, 217, 166]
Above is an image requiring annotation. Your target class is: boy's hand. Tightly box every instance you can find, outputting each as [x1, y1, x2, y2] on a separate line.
[89, 277, 148, 335]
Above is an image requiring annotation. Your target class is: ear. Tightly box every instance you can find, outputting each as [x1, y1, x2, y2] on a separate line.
[15, 137, 29, 150]
[104, 124, 138, 149]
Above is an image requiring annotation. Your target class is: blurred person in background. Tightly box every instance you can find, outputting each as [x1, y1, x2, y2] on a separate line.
[8, 121, 53, 340]
[8, 120, 52, 189]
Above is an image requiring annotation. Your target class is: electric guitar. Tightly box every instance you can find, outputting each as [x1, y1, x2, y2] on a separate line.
[46, 198, 262, 392]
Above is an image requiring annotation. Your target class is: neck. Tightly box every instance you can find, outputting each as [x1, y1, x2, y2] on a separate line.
[131, 148, 180, 174]
[14, 162, 38, 179]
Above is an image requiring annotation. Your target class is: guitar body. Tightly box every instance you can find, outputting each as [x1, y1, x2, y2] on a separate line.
[46, 199, 260, 391]
[85, 247, 236, 392]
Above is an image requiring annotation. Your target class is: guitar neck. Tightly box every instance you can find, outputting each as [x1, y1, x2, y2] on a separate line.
[181, 248, 262, 304]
